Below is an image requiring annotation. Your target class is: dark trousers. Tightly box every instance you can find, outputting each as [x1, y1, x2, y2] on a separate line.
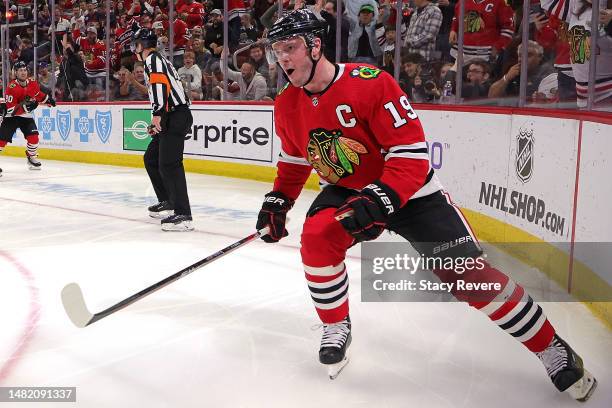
[307, 185, 482, 259]
[143, 107, 193, 216]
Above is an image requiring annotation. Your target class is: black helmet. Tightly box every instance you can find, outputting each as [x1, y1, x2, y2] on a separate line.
[13, 61, 28, 71]
[265, 9, 328, 63]
[132, 27, 158, 51]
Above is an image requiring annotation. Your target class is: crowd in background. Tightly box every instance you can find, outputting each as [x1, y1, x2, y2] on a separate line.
[1, 0, 611, 108]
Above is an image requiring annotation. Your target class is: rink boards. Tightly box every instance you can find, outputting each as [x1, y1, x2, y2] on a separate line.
[3, 102, 611, 325]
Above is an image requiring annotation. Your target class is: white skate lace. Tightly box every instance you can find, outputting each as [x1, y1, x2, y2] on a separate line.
[537, 337, 568, 378]
[313, 318, 350, 349]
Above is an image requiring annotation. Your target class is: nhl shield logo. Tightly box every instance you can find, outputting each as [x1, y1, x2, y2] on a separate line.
[95, 110, 112, 144]
[57, 110, 72, 141]
[516, 127, 534, 183]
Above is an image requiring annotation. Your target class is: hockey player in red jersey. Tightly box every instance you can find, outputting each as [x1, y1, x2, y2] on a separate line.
[0, 61, 56, 176]
[256, 9, 596, 400]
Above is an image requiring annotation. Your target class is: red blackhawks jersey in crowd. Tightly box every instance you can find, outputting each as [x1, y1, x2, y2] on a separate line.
[4, 79, 50, 118]
[273, 63, 442, 206]
[73, 32, 107, 78]
[176, 0, 206, 28]
[451, 0, 514, 60]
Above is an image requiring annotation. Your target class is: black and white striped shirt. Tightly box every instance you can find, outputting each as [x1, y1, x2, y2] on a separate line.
[143, 51, 190, 116]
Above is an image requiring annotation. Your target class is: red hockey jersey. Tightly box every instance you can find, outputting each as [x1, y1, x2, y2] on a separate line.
[177, 1, 205, 28]
[4, 79, 50, 117]
[74, 34, 107, 78]
[273, 63, 442, 206]
[451, 0, 514, 59]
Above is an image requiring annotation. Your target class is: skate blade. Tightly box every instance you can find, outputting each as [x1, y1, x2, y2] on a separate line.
[568, 369, 597, 402]
[326, 355, 350, 380]
[28, 165, 42, 170]
[161, 222, 194, 232]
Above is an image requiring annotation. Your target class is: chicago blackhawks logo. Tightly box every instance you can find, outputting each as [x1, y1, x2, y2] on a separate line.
[568, 25, 591, 64]
[350, 66, 382, 80]
[307, 129, 368, 183]
[465, 11, 484, 33]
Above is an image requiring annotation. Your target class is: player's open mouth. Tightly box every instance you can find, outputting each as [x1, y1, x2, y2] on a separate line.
[286, 68, 295, 76]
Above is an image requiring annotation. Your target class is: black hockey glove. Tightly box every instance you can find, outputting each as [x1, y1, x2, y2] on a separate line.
[256, 191, 294, 243]
[0, 102, 6, 116]
[47, 96, 56, 107]
[335, 181, 401, 242]
[23, 98, 38, 113]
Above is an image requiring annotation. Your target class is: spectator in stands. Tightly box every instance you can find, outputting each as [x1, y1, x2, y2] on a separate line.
[220, 49, 268, 100]
[436, 0, 456, 62]
[205, 9, 224, 59]
[13, 38, 34, 67]
[319, 0, 350, 63]
[115, 66, 139, 100]
[239, 13, 259, 44]
[346, 1, 383, 65]
[379, 25, 397, 74]
[57, 33, 88, 101]
[249, 43, 269, 82]
[191, 25, 204, 40]
[399, 52, 427, 101]
[172, 13, 190, 67]
[462, 59, 491, 100]
[405, 0, 443, 62]
[192, 37, 213, 72]
[131, 61, 149, 100]
[177, 0, 206, 29]
[37, 4, 51, 39]
[534, 10, 575, 105]
[228, 0, 249, 50]
[178, 51, 204, 100]
[449, 0, 514, 65]
[75, 26, 107, 88]
[38, 62, 52, 95]
[153, 21, 169, 58]
[488, 41, 553, 102]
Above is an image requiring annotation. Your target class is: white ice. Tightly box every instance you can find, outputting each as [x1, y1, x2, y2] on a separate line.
[0, 156, 610, 408]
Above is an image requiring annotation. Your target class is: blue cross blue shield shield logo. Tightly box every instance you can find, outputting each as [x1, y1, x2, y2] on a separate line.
[57, 110, 72, 141]
[95, 110, 112, 144]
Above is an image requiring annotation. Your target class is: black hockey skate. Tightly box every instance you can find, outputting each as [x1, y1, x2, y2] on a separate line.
[26, 153, 41, 170]
[161, 214, 194, 231]
[318, 315, 351, 379]
[537, 334, 597, 402]
[148, 201, 174, 219]
[0, 167, 3, 177]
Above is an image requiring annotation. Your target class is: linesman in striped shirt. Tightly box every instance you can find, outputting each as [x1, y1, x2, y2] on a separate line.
[132, 27, 195, 231]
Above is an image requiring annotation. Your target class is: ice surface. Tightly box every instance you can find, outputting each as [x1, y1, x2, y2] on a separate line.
[0, 157, 610, 407]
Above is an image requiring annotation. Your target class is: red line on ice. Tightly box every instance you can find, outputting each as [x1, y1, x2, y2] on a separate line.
[0, 251, 40, 383]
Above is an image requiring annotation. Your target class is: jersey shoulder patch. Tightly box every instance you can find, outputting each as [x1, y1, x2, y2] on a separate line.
[348, 66, 382, 80]
[9, 82, 16, 88]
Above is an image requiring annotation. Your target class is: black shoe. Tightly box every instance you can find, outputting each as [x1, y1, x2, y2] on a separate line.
[148, 201, 174, 219]
[161, 214, 194, 231]
[537, 334, 597, 401]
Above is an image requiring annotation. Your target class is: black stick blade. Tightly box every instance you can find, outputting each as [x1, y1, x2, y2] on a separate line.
[61, 283, 94, 328]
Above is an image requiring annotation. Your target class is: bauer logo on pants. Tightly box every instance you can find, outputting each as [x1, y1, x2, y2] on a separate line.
[515, 126, 534, 183]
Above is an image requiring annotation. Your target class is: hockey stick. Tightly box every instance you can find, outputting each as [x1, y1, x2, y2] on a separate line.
[61, 226, 270, 328]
